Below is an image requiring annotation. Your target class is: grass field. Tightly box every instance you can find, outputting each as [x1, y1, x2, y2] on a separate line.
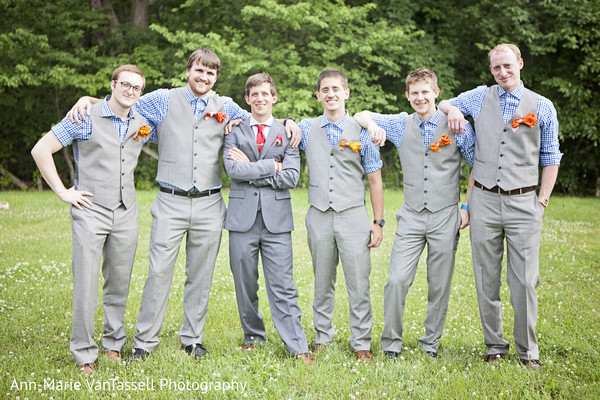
[0, 189, 599, 399]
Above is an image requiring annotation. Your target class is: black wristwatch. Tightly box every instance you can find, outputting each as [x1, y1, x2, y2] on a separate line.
[283, 117, 296, 126]
[373, 219, 385, 227]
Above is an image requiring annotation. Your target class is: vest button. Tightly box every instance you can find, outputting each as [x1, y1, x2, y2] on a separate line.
[424, 178, 428, 181]
[195, 126, 198, 129]
[254, 193, 258, 196]
[424, 202, 428, 205]
[425, 153, 429, 156]
[500, 154, 504, 157]
[329, 201, 332, 204]
[498, 166, 502, 170]
[504, 128, 508, 132]
[424, 190, 427, 193]
[330, 189, 333, 192]
[424, 165, 428, 169]
[330, 177, 333, 180]
[497, 179, 500, 182]
[330, 165, 333, 168]
[501, 141, 505, 145]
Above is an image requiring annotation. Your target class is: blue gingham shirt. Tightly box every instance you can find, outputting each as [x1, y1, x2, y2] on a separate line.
[449, 83, 562, 167]
[298, 111, 383, 174]
[52, 96, 149, 167]
[370, 109, 475, 166]
[134, 85, 251, 191]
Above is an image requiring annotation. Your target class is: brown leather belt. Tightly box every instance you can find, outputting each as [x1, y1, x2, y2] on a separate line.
[473, 180, 536, 196]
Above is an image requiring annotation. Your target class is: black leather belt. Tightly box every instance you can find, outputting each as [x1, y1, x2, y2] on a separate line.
[159, 186, 220, 198]
[474, 180, 536, 196]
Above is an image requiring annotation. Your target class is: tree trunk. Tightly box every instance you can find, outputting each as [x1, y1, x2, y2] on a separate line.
[131, 0, 148, 28]
[90, 0, 122, 45]
[0, 166, 28, 190]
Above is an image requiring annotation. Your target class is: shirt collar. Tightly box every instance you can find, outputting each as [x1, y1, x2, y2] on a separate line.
[321, 111, 349, 128]
[250, 116, 274, 127]
[101, 95, 135, 120]
[185, 84, 209, 106]
[498, 82, 524, 100]
[415, 108, 441, 127]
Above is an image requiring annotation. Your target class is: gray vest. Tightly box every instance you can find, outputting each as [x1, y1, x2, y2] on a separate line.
[76, 102, 144, 210]
[306, 116, 365, 212]
[473, 85, 540, 190]
[155, 88, 225, 190]
[398, 113, 461, 212]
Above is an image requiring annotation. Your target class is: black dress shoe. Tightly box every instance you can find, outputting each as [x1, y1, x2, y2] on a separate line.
[426, 351, 437, 360]
[183, 343, 208, 358]
[485, 353, 506, 362]
[384, 350, 400, 361]
[126, 348, 149, 364]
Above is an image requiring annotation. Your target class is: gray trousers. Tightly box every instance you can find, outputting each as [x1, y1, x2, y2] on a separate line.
[381, 204, 460, 353]
[134, 191, 226, 351]
[305, 205, 372, 351]
[229, 212, 308, 355]
[70, 203, 138, 365]
[469, 188, 543, 360]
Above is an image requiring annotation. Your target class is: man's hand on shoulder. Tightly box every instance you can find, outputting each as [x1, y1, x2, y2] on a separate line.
[67, 97, 95, 124]
[284, 119, 301, 148]
[224, 119, 243, 135]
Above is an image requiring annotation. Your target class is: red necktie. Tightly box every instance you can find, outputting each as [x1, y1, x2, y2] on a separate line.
[256, 124, 266, 152]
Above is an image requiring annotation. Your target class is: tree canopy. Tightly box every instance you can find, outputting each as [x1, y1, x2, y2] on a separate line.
[1, 0, 598, 195]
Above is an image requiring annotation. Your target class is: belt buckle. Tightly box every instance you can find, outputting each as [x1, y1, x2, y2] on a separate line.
[187, 191, 195, 199]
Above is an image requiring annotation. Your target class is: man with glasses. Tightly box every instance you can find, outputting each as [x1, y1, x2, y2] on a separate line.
[67, 48, 300, 362]
[31, 64, 149, 375]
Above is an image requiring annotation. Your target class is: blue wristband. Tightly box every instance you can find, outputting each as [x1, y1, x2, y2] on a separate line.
[461, 204, 469, 211]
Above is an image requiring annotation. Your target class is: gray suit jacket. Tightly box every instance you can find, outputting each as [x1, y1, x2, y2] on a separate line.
[224, 119, 300, 234]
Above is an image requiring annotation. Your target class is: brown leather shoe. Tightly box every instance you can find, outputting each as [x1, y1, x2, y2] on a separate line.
[102, 350, 120, 361]
[355, 350, 373, 363]
[485, 354, 505, 362]
[521, 359, 542, 369]
[78, 363, 95, 376]
[312, 343, 326, 354]
[296, 353, 315, 365]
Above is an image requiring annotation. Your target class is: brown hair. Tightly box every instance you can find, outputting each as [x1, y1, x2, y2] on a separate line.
[245, 72, 277, 96]
[488, 43, 521, 61]
[405, 68, 438, 92]
[187, 48, 221, 74]
[316, 68, 348, 91]
[111, 64, 146, 89]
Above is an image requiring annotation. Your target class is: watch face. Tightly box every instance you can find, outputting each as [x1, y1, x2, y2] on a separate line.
[374, 220, 385, 227]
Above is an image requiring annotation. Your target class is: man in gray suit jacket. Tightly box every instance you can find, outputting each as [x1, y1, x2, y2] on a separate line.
[223, 73, 313, 364]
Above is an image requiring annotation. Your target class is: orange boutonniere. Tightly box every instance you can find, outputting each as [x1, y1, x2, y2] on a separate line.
[134, 125, 151, 142]
[511, 112, 539, 129]
[429, 134, 452, 153]
[205, 111, 227, 123]
[340, 138, 361, 152]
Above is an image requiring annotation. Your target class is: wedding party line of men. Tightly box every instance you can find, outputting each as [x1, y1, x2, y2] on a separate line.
[31, 43, 561, 376]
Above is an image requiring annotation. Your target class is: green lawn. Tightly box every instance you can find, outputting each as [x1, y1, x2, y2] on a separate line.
[0, 189, 599, 399]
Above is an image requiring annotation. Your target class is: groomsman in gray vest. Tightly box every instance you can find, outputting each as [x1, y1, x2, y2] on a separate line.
[440, 43, 562, 369]
[31, 65, 149, 375]
[298, 69, 384, 363]
[67, 49, 302, 362]
[223, 73, 313, 364]
[355, 68, 476, 361]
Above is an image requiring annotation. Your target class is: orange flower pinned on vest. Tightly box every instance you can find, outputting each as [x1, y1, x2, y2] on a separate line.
[429, 134, 452, 153]
[511, 112, 538, 129]
[340, 138, 361, 152]
[205, 111, 227, 123]
[134, 125, 151, 142]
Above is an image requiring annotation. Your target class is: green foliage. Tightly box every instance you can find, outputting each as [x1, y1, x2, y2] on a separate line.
[1, 0, 599, 194]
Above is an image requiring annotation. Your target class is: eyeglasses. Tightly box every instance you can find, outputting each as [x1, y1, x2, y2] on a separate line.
[113, 80, 143, 95]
